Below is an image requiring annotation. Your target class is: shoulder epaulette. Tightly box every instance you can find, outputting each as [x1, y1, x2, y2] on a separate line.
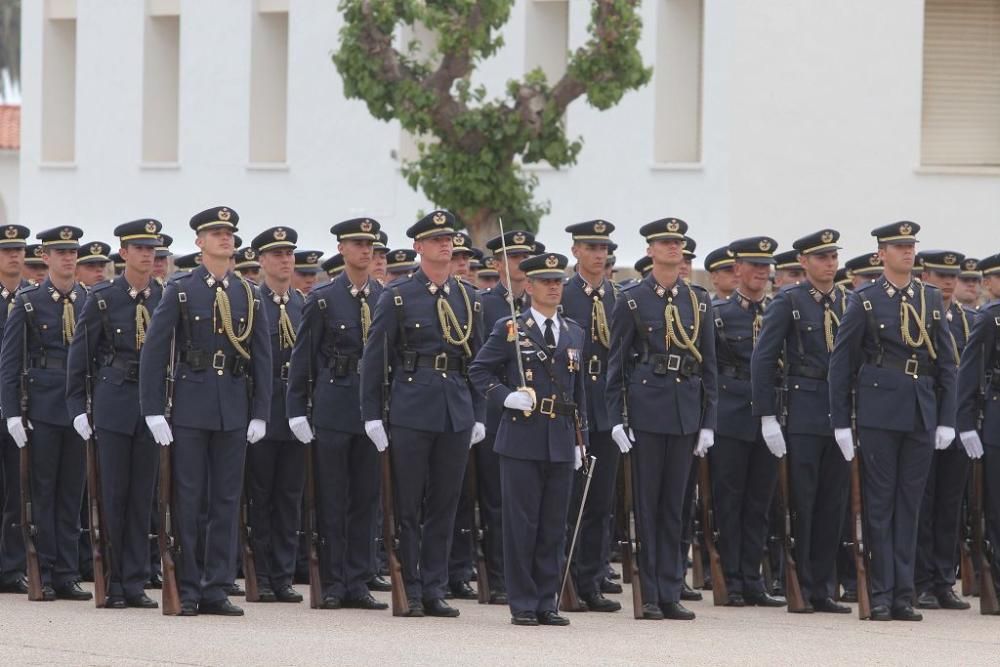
[855, 281, 877, 294]
[15, 283, 39, 296]
[621, 281, 642, 293]
[90, 280, 115, 294]
[711, 297, 729, 308]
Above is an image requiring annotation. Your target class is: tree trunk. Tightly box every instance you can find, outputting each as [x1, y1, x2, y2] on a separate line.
[460, 207, 500, 249]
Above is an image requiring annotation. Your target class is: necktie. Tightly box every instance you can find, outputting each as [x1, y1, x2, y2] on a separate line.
[544, 318, 556, 349]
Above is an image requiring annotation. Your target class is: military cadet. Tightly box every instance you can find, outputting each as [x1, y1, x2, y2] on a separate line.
[235, 247, 262, 284]
[680, 237, 696, 280]
[360, 209, 485, 618]
[709, 236, 786, 608]
[286, 218, 386, 611]
[476, 256, 501, 290]
[22, 244, 48, 284]
[845, 253, 884, 290]
[606, 217, 716, 620]
[559, 220, 621, 613]
[322, 254, 344, 278]
[139, 206, 272, 617]
[912, 250, 973, 610]
[956, 258, 982, 309]
[76, 242, 112, 288]
[171, 252, 201, 273]
[65, 219, 164, 609]
[772, 250, 805, 289]
[0, 226, 90, 601]
[751, 229, 850, 614]
[110, 253, 127, 277]
[835, 268, 852, 290]
[604, 242, 617, 282]
[829, 221, 958, 622]
[619, 256, 652, 291]
[469, 252, 585, 627]
[153, 234, 173, 282]
[956, 254, 1000, 602]
[451, 232, 476, 281]
[0, 224, 31, 594]
[292, 250, 324, 296]
[469, 249, 484, 284]
[704, 247, 737, 300]
[385, 249, 417, 281]
[371, 231, 389, 285]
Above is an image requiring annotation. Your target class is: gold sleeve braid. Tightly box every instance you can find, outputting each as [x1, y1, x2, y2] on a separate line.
[591, 297, 610, 349]
[62, 300, 75, 345]
[215, 279, 256, 360]
[360, 298, 372, 346]
[135, 303, 151, 351]
[664, 284, 703, 363]
[437, 284, 474, 357]
[900, 285, 936, 360]
[277, 303, 297, 350]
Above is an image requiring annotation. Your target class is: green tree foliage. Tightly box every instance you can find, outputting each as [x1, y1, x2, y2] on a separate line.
[0, 0, 20, 99]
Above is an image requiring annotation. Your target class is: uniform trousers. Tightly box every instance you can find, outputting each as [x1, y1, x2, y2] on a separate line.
[247, 437, 305, 590]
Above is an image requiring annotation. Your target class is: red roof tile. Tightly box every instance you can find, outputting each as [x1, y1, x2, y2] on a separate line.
[0, 105, 20, 151]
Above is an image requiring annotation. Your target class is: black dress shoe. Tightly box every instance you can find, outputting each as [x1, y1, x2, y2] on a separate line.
[489, 591, 508, 605]
[661, 601, 696, 620]
[840, 588, 858, 603]
[199, 599, 245, 616]
[105, 596, 127, 609]
[608, 568, 621, 580]
[936, 588, 971, 610]
[320, 595, 342, 609]
[891, 604, 923, 621]
[701, 577, 713, 591]
[449, 581, 476, 600]
[537, 610, 570, 626]
[406, 598, 425, 617]
[126, 593, 159, 609]
[41, 585, 56, 601]
[225, 582, 245, 597]
[147, 573, 163, 590]
[580, 592, 621, 612]
[745, 591, 787, 608]
[681, 582, 703, 601]
[640, 603, 664, 620]
[367, 575, 392, 592]
[344, 593, 388, 610]
[511, 611, 539, 626]
[916, 591, 941, 609]
[725, 592, 745, 607]
[600, 577, 623, 594]
[179, 601, 198, 616]
[869, 604, 891, 621]
[812, 597, 850, 614]
[423, 598, 460, 617]
[256, 585, 277, 603]
[55, 581, 93, 601]
[0, 576, 28, 594]
[274, 585, 303, 603]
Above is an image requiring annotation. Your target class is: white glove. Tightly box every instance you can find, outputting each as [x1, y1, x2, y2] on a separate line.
[6, 417, 30, 449]
[611, 424, 634, 454]
[935, 425, 956, 451]
[288, 416, 313, 444]
[73, 413, 93, 441]
[244, 419, 265, 444]
[694, 428, 715, 457]
[470, 422, 486, 448]
[145, 415, 173, 447]
[834, 428, 854, 462]
[574, 446, 583, 471]
[959, 430, 985, 460]
[365, 420, 389, 452]
[760, 416, 786, 458]
[503, 390, 535, 412]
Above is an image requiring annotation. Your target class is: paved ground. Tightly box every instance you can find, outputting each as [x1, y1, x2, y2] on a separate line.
[0, 582, 997, 665]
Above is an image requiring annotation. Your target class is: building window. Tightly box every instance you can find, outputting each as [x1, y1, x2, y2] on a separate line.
[249, 0, 289, 164]
[142, 2, 180, 163]
[41, 0, 77, 163]
[652, 0, 703, 164]
[921, 0, 1000, 167]
[525, 0, 569, 84]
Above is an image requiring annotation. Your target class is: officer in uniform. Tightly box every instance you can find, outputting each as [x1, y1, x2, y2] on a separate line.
[292, 250, 324, 296]
[680, 237, 696, 281]
[385, 249, 418, 281]
[751, 229, 851, 613]
[110, 253, 126, 278]
[956, 258, 982, 309]
[66, 219, 164, 609]
[606, 217, 717, 620]
[709, 236, 786, 608]
[236, 226, 306, 604]
[234, 247, 262, 284]
[477, 256, 500, 291]
[0, 226, 90, 601]
[470, 252, 586, 627]
[22, 244, 49, 285]
[371, 231, 389, 285]
[845, 253, 884, 290]
[829, 221, 957, 621]
[287, 218, 386, 611]
[76, 242, 112, 288]
[560, 220, 621, 612]
[0, 224, 31, 594]
[913, 250, 973, 610]
[451, 232, 476, 282]
[153, 234, 173, 282]
[772, 250, 805, 289]
[704, 247, 737, 300]
[360, 209, 485, 618]
[172, 252, 201, 274]
[139, 206, 272, 616]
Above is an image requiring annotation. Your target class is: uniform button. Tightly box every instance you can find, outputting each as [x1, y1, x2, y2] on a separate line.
[642, 379, 647, 384]
[911, 353, 917, 358]
[194, 316, 200, 321]
[794, 385, 799, 389]
[340, 325, 345, 329]
[415, 323, 421, 328]
[879, 324, 885, 329]
[676, 378, 681, 383]
[591, 375, 597, 381]
[115, 328, 121, 333]
[217, 370, 223, 376]
[441, 373, 447, 378]
[407, 377, 412, 382]
[873, 383, 878, 388]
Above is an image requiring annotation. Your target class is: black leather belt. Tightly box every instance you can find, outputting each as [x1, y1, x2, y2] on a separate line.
[534, 395, 577, 418]
[28, 356, 65, 370]
[867, 356, 937, 379]
[719, 364, 751, 381]
[326, 354, 359, 377]
[414, 353, 466, 373]
[649, 353, 701, 378]
[787, 364, 826, 381]
[180, 349, 249, 376]
[107, 357, 139, 382]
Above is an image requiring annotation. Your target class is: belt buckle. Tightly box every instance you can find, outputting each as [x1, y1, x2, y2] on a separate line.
[587, 357, 602, 375]
[667, 354, 681, 372]
[904, 358, 919, 377]
[434, 352, 449, 372]
[212, 351, 226, 371]
[280, 363, 290, 381]
[539, 396, 556, 419]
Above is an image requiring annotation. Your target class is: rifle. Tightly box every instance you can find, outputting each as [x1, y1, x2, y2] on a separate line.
[303, 329, 322, 608]
[83, 325, 109, 607]
[971, 347, 999, 614]
[959, 484, 978, 597]
[380, 335, 409, 616]
[618, 452, 643, 618]
[698, 457, 728, 605]
[18, 313, 42, 601]
[776, 457, 807, 612]
[158, 332, 181, 615]
[849, 389, 872, 620]
[464, 454, 490, 604]
[239, 477, 259, 602]
[690, 467, 705, 591]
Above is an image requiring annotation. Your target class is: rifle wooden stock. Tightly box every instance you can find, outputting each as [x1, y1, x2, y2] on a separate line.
[776, 458, 807, 612]
[19, 445, 43, 601]
[380, 450, 409, 616]
[304, 440, 322, 609]
[849, 453, 872, 620]
[619, 453, 642, 618]
[465, 454, 490, 604]
[698, 457, 728, 605]
[690, 465, 705, 592]
[239, 479, 259, 602]
[158, 445, 181, 615]
[971, 460, 999, 615]
[959, 483, 978, 597]
[614, 460, 632, 586]
[85, 438, 109, 608]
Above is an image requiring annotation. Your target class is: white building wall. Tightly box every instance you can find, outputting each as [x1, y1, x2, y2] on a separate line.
[16, 0, 1000, 262]
[0, 151, 18, 225]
